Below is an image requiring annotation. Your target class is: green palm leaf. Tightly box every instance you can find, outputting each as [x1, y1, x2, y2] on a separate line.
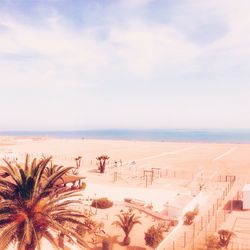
[0, 155, 89, 250]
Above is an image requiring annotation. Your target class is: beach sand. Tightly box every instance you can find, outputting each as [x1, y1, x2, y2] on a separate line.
[1, 137, 250, 249]
[1, 137, 250, 179]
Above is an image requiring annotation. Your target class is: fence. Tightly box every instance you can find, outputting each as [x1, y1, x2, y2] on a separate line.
[156, 176, 236, 250]
[5, 152, 78, 163]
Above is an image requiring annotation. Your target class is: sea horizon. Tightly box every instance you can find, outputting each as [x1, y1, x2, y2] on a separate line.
[1, 129, 250, 143]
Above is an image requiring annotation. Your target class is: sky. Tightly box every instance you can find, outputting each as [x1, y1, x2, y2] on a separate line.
[0, 0, 250, 130]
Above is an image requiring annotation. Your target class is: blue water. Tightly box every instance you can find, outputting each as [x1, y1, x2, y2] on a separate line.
[0, 129, 250, 143]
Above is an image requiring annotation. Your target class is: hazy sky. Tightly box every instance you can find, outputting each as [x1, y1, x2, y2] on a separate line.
[0, 0, 250, 130]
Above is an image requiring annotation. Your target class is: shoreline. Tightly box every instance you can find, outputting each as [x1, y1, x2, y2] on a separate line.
[0, 135, 250, 145]
[0, 129, 250, 144]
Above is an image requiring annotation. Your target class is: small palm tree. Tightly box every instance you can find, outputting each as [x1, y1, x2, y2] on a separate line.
[72, 156, 82, 175]
[112, 209, 141, 245]
[0, 154, 88, 250]
[96, 155, 109, 173]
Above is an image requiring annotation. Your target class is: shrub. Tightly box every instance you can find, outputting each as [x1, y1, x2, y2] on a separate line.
[206, 234, 219, 250]
[91, 197, 113, 209]
[170, 220, 178, 227]
[144, 225, 164, 248]
[184, 211, 196, 225]
[205, 230, 235, 249]
[218, 229, 234, 248]
[183, 207, 199, 225]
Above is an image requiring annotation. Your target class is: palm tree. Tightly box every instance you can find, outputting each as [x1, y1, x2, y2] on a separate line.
[72, 156, 82, 175]
[96, 155, 109, 173]
[0, 155, 88, 250]
[112, 209, 141, 245]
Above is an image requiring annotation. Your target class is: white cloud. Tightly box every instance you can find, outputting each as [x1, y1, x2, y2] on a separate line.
[107, 22, 199, 78]
[0, 1, 250, 129]
[119, 0, 154, 7]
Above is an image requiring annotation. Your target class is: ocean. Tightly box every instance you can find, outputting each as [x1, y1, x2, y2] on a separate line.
[0, 129, 250, 143]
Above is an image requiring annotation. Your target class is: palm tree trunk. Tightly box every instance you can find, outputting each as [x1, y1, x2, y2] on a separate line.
[123, 234, 130, 245]
[100, 161, 104, 173]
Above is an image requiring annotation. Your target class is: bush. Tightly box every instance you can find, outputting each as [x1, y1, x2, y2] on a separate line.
[206, 234, 219, 250]
[91, 198, 113, 209]
[184, 211, 196, 225]
[170, 220, 178, 227]
[184, 208, 199, 225]
[144, 225, 164, 248]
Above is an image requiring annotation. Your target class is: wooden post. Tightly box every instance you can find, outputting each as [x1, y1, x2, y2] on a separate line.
[184, 231, 186, 247]
[205, 219, 207, 242]
[215, 211, 217, 231]
[192, 223, 195, 250]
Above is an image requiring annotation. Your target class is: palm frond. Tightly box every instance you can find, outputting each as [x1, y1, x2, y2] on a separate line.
[0, 154, 89, 249]
[41, 166, 72, 191]
[25, 154, 30, 174]
[0, 221, 18, 249]
[42, 231, 60, 250]
[32, 156, 53, 199]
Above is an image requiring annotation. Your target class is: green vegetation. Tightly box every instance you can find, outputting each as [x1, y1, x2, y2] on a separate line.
[144, 224, 165, 248]
[91, 197, 113, 209]
[0, 155, 88, 250]
[206, 234, 220, 249]
[205, 230, 235, 249]
[112, 209, 141, 246]
[96, 155, 110, 173]
[184, 207, 199, 225]
[218, 229, 234, 248]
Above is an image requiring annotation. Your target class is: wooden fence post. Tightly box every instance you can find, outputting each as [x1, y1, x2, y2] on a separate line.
[183, 231, 186, 248]
[192, 223, 195, 250]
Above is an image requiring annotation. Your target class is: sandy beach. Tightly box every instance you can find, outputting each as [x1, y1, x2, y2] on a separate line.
[1, 137, 250, 249]
[1, 137, 250, 179]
